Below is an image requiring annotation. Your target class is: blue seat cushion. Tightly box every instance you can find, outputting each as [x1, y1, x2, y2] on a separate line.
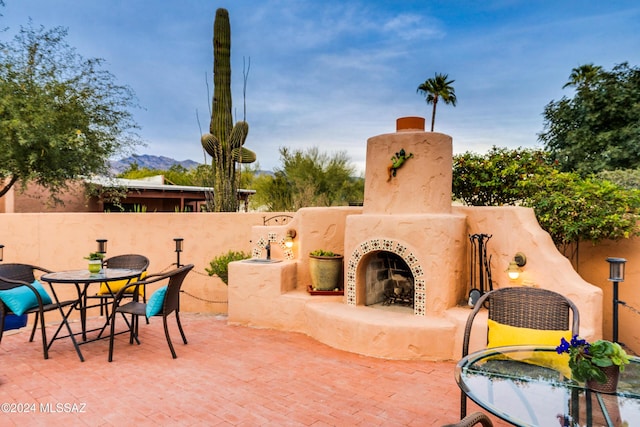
[145, 286, 167, 318]
[0, 280, 53, 316]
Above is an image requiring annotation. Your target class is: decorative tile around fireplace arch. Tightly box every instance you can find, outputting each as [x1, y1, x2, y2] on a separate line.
[346, 238, 426, 316]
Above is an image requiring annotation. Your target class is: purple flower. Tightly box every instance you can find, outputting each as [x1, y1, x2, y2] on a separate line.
[556, 334, 590, 356]
[556, 337, 571, 354]
[570, 335, 588, 347]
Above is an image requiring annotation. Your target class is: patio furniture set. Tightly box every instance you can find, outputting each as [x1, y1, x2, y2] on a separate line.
[454, 286, 640, 426]
[0, 255, 193, 363]
[2, 255, 640, 425]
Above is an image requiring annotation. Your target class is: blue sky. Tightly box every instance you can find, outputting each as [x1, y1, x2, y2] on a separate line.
[3, 1, 639, 174]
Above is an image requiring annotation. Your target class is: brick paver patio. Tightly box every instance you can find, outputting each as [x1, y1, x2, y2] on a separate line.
[0, 313, 509, 426]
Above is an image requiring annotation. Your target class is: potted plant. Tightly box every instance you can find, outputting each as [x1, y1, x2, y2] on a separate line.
[84, 252, 105, 274]
[556, 335, 630, 393]
[309, 250, 343, 292]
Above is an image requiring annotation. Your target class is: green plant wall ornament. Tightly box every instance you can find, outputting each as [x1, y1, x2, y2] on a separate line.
[387, 148, 413, 181]
[200, 8, 257, 212]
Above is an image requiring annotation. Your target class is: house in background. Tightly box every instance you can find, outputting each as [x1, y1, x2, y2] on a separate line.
[0, 175, 255, 213]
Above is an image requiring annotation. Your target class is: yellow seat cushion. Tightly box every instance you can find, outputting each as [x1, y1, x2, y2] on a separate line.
[487, 319, 572, 377]
[487, 319, 572, 348]
[98, 271, 147, 297]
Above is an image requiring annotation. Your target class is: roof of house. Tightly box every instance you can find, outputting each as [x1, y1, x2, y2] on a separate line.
[85, 175, 256, 195]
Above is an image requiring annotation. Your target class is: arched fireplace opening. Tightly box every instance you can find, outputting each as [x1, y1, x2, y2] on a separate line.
[363, 251, 415, 310]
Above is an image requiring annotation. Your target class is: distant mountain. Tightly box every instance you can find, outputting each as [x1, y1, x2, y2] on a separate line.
[110, 154, 201, 174]
[110, 154, 275, 177]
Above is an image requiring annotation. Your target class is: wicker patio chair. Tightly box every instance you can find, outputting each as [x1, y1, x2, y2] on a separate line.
[442, 411, 493, 427]
[460, 286, 580, 418]
[86, 254, 149, 319]
[0, 263, 76, 359]
[108, 264, 194, 362]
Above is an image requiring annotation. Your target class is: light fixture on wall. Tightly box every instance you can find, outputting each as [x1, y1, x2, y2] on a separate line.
[607, 257, 626, 344]
[96, 239, 108, 255]
[284, 229, 296, 248]
[0, 244, 4, 262]
[507, 252, 527, 280]
[174, 238, 184, 267]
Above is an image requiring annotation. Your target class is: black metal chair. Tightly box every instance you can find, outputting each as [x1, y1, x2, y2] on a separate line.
[108, 264, 194, 362]
[442, 411, 493, 427]
[460, 286, 580, 418]
[0, 263, 76, 359]
[86, 254, 149, 319]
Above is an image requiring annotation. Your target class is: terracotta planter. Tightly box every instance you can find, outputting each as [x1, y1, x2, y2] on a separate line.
[586, 365, 620, 394]
[309, 254, 343, 291]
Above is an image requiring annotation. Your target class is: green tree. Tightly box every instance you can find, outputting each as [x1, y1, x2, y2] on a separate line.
[452, 147, 640, 258]
[416, 73, 457, 132]
[251, 171, 292, 211]
[523, 171, 640, 255]
[118, 164, 197, 186]
[452, 147, 555, 206]
[0, 23, 140, 201]
[251, 147, 363, 211]
[562, 63, 603, 90]
[539, 62, 640, 175]
[597, 168, 640, 190]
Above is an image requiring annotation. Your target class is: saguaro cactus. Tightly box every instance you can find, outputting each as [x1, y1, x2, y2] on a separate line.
[201, 8, 256, 212]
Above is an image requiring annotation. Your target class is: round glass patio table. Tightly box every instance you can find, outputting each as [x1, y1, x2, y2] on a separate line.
[40, 268, 142, 361]
[455, 345, 640, 427]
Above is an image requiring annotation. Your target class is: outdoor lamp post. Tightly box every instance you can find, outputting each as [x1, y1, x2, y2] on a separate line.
[96, 239, 108, 255]
[607, 257, 626, 343]
[174, 238, 184, 267]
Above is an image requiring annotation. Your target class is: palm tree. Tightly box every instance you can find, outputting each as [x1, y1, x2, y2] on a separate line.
[562, 63, 603, 90]
[417, 73, 457, 131]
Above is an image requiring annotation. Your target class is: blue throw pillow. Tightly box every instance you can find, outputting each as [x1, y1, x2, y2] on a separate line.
[0, 280, 52, 316]
[145, 286, 167, 318]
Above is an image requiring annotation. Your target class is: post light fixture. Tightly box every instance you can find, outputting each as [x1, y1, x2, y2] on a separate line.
[607, 257, 626, 282]
[96, 239, 108, 254]
[174, 238, 184, 267]
[0, 244, 4, 262]
[284, 229, 296, 249]
[507, 252, 526, 280]
[607, 257, 627, 344]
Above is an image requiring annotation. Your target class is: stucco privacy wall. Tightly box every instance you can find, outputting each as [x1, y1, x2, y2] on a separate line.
[578, 237, 640, 355]
[0, 210, 637, 357]
[0, 212, 268, 321]
[452, 205, 603, 341]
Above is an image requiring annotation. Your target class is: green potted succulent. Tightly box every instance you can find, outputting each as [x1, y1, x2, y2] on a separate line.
[556, 335, 630, 393]
[84, 252, 105, 273]
[309, 250, 343, 291]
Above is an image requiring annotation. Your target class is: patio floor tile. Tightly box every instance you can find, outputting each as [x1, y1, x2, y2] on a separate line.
[0, 313, 510, 426]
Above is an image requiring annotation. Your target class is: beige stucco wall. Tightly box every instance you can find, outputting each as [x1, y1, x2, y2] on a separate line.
[453, 206, 603, 341]
[577, 237, 640, 355]
[0, 212, 269, 321]
[1, 209, 636, 360]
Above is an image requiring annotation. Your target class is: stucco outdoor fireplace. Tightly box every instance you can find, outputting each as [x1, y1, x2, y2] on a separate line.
[232, 115, 603, 360]
[344, 117, 467, 316]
